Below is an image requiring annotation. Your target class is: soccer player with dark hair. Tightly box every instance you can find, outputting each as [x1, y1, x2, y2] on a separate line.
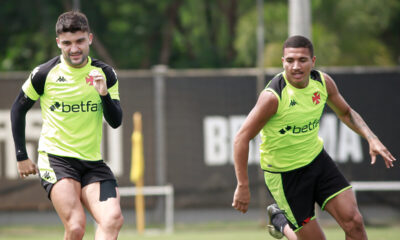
[11, 11, 124, 239]
[232, 35, 395, 240]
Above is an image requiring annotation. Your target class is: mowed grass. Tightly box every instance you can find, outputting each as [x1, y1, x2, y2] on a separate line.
[1, 221, 400, 240]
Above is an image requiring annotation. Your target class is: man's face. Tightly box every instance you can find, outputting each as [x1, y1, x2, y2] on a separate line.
[282, 47, 316, 88]
[56, 31, 93, 68]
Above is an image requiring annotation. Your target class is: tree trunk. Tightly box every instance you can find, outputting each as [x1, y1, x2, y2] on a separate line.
[160, 0, 182, 65]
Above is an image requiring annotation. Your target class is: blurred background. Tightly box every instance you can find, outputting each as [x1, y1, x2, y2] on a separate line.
[1, 0, 400, 238]
[1, 0, 400, 70]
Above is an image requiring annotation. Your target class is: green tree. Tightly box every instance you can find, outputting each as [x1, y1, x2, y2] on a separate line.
[312, 0, 399, 66]
[0, 0, 399, 70]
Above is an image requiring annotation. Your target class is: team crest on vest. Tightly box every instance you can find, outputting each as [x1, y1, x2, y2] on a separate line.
[85, 75, 94, 86]
[312, 92, 321, 105]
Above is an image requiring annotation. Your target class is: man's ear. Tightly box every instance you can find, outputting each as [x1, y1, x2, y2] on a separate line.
[56, 37, 61, 49]
[88, 33, 93, 45]
[312, 56, 316, 67]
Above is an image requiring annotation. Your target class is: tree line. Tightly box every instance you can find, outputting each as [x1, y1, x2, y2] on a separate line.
[1, 0, 399, 70]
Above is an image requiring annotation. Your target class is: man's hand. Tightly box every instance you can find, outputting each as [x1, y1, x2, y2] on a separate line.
[17, 159, 38, 179]
[90, 70, 108, 96]
[369, 137, 396, 168]
[232, 184, 251, 213]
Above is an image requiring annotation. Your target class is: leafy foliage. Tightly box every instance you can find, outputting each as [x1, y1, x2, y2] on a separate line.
[1, 0, 399, 70]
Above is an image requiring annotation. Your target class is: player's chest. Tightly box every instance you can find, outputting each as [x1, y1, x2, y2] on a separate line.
[44, 70, 99, 101]
[276, 85, 327, 122]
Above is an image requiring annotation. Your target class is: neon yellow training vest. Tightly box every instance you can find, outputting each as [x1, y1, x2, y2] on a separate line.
[22, 56, 120, 161]
[260, 70, 327, 172]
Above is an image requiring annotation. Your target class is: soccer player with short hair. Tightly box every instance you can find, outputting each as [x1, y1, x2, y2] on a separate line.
[232, 35, 396, 240]
[11, 11, 124, 239]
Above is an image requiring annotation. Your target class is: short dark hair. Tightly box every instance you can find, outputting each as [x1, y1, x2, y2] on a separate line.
[55, 11, 90, 36]
[283, 35, 314, 57]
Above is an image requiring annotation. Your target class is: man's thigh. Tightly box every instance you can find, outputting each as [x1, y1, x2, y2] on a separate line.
[296, 218, 326, 240]
[81, 181, 122, 223]
[323, 188, 360, 224]
[50, 178, 86, 224]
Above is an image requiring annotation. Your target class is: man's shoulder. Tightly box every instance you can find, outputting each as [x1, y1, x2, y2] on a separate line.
[91, 58, 110, 68]
[310, 69, 325, 85]
[266, 72, 286, 99]
[28, 56, 61, 95]
[91, 58, 115, 74]
[91, 58, 118, 87]
[33, 56, 61, 76]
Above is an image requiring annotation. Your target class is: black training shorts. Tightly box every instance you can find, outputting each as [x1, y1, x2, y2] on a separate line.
[264, 149, 351, 231]
[37, 152, 117, 199]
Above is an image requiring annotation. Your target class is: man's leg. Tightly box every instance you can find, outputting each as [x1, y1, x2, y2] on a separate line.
[269, 217, 326, 240]
[267, 203, 325, 240]
[269, 214, 325, 240]
[324, 189, 367, 240]
[267, 203, 295, 239]
[51, 178, 86, 240]
[295, 219, 325, 240]
[81, 181, 124, 240]
[283, 225, 297, 240]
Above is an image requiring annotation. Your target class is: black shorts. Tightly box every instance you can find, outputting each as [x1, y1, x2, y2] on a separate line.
[37, 152, 117, 199]
[264, 149, 351, 231]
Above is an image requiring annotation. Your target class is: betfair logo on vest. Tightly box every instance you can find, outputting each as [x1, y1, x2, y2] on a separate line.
[49, 101, 99, 112]
[279, 119, 320, 134]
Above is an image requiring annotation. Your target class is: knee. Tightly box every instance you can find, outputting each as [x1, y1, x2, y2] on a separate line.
[341, 211, 365, 233]
[100, 210, 124, 231]
[114, 212, 124, 230]
[65, 221, 86, 239]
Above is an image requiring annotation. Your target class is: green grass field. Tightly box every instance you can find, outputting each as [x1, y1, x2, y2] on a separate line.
[1, 221, 400, 240]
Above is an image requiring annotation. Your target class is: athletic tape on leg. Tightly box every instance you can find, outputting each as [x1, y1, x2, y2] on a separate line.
[100, 180, 117, 201]
[272, 212, 289, 233]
